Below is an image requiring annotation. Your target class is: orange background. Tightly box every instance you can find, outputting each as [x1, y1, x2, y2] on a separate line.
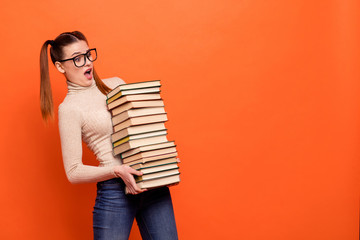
[0, 0, 359, 239]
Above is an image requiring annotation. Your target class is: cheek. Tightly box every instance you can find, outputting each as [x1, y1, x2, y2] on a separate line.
[66, 67, 83, 76]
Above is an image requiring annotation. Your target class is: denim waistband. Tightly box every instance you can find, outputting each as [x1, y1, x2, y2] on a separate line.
[97, 178, 125, 186]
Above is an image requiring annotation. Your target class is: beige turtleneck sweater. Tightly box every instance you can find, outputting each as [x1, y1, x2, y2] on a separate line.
[58, 77, 124, 184]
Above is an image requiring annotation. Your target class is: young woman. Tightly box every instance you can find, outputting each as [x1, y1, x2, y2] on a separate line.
[40, 31, 178, 240]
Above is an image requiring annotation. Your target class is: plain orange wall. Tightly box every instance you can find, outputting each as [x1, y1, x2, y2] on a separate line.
[0, 0, 359, 239]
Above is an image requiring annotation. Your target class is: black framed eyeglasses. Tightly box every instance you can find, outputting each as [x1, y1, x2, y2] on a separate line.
[58, 48, 97, 68]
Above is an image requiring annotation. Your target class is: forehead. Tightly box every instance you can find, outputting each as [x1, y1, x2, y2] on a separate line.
[62, 40, 89, 58]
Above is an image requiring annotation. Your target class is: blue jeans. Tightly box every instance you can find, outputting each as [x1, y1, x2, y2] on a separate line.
[93, 178, 178, 240]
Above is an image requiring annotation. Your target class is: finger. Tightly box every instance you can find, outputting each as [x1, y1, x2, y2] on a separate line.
[130, 187, 145, 195]
[127, 185, 147, 195]
[125, 186, 133, 195]
[128, 186, 138, 195]
[128, 167, 143, 176]
[133, 184, 143, 193]
[128, 176, 144, 193]
[123, 179, 138, 195]
[123, 170, 146, 194]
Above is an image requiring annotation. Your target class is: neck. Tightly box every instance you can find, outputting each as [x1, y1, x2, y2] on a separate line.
[66, 79, 96, 93]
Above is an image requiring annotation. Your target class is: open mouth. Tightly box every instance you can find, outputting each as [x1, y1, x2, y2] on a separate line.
[84, 68, 92, 80]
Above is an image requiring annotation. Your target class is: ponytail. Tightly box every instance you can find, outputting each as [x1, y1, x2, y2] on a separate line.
[40, 40, 54, 121]
[93, 68, 111, 95]
[40, 31, 112, 122]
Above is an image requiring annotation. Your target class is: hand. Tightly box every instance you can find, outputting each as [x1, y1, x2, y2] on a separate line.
[113, 165, 147, 195]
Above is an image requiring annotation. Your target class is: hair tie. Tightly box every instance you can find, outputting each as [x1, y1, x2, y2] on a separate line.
[49, 40, 55, 47]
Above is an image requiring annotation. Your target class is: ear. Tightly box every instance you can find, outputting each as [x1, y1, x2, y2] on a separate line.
[55, 61, 65, 74]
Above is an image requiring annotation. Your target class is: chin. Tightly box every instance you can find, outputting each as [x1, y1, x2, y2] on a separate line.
[83, 78, 94, 86]
[67, 74, 94, 87]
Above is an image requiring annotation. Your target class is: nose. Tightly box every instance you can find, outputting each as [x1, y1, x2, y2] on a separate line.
[84, 55, 92, 67]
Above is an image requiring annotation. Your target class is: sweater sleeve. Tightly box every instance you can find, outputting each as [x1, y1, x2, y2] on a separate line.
[58, 104, 118, 184]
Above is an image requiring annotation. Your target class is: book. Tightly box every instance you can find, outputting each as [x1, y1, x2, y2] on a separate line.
[113, 129, 168, 147]
[121, 141, 176, 159]
[122, 151, 178, 165]
[108, 93, 161, 110]
[113, 135, 168, 155]
[111, 122, 166, 143]
[108, 80, 181, 193]
[137, 163, 179, 174]
[122, 147, 177, 164]
[135, 168, 179, 182]
[125, 173, 180, 193]
[136, 173, 180, 189]
[107, 80, 161, 99]
[113, 114, 168, 132]
[107, 87, 160, 104]
[112, 107, 165, 126]
[127, 157, 178, 170]
[111, 100, 164, 116]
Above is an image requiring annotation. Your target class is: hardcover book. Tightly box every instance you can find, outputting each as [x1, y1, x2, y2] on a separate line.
[111, 122, 166, 143]
[136, 174, 180, 189]
[107, 80, 161, 99]
[113, 135, 168, 155]
[126, 157, 178, 170]
[113, 130, 168, 147]
[122, 151, 178, 165]
[107, 87, 161, 104]
[106, 80, 180, 191]
[120, 141, 176, 159]
[113, 114, 168, 132]
[111, 100, 164, 116]
[108, 93, 161, 110]
[121, 147, 177, 164]
[135, 168, 179, 182]
[125, 174, 180, 193]
[137, 163, 179, 174]
[112, 107, 165, 126]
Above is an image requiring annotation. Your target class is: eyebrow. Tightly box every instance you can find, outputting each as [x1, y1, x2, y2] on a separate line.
[71, 52, 82, 56]
[71, 49, 90, 57]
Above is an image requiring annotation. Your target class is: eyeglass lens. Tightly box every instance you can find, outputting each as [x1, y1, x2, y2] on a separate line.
[73, 49, 97, 67]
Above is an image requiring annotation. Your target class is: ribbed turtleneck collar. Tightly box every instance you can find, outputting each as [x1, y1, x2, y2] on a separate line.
[67, 79, 96, 94]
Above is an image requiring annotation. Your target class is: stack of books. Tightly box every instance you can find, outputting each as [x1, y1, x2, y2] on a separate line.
[107, 80, 180, 190]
